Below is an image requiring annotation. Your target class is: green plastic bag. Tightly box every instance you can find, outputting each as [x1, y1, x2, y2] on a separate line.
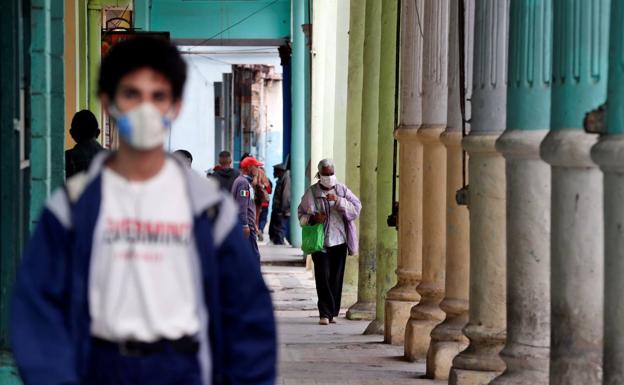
[302, 223, 325, 255]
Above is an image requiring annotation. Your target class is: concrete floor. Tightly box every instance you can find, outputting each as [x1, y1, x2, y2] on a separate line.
[260, 244, 445, 385]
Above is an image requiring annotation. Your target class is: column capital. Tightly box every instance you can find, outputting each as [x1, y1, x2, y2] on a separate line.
[462, 132, 499, 155]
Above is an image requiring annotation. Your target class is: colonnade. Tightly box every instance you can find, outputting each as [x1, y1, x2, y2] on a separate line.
[342, 0, 621, 384]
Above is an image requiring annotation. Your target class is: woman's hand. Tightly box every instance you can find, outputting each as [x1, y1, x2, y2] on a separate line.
[311, 212, 327, 224]
[326, 193, 338, 202]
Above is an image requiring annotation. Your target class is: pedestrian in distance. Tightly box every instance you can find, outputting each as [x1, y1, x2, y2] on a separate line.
[10, 36, 276, 385]
[173, 149, 193, 168]
[209, 150, 238, 192]
[298, 159, 361, 325]
[269, 163, 291, 245]
[65, 109, 104, 178]
[231, 156, 264, 260]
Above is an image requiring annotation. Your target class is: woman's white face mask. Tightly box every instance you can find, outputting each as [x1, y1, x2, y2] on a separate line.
[320, 174, 337, 188]
[110, 102, 172, 150]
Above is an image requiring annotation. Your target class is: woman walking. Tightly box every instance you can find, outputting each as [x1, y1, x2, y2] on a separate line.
[298, 159, 361, 325]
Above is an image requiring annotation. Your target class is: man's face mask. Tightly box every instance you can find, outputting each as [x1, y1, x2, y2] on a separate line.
[110, 102, 172, 150]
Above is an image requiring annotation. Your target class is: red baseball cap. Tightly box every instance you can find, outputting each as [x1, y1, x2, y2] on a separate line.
[240, 156, 263, 169]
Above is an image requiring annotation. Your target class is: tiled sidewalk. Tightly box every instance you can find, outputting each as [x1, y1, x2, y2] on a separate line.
[261, 245, 444, 385]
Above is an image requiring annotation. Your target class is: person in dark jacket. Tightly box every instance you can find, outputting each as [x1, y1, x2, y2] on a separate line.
[210, 150, 238, 191]
[231, 156, 263, 260]
[269, 163, 291, 245]
[65, 110, 104, 178]
[11, 36, 276, 385]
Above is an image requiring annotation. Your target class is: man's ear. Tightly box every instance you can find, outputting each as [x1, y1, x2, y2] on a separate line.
[171, 99, 183, 119]
[100, 94, 110, 115]
[95, 128, 101, 139]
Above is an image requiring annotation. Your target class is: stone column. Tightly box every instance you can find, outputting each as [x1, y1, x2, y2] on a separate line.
[594, 3, 624, 385]
[384, 0, 424, 345]
[541, 1, 608, 384]
[404, 0, 449, 361]
[364, 0, 398, 335]
[346, 0, 381, 321]
[490, 2, 552, 385]
[427, 0, 474, 378]
[342, 0, 366, 309]
[449, 0, 509, 383]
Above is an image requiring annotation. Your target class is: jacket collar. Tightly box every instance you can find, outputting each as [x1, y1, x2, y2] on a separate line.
[87, 151, 222, 216]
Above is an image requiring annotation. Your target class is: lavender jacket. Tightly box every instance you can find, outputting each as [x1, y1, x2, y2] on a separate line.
[297, 182, 362, 255]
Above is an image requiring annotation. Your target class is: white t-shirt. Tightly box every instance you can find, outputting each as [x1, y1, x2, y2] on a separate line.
[89, 159, 200, 342]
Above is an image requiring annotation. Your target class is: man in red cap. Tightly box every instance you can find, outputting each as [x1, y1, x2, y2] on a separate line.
[232, 156, 263, 259]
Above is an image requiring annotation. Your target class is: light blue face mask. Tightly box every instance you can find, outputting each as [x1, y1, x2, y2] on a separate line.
[110, 102, 172, 150]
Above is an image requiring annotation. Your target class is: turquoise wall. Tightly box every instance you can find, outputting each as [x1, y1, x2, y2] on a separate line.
[148, 0, 291, 40]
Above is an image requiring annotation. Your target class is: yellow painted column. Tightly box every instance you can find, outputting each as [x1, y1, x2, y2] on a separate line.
[64, 0, 77, 149]
[427, 0, 474, 379]
[87, 0, 102, 125]
[384, 0, 424, 344]
[404, 0, 449, 361]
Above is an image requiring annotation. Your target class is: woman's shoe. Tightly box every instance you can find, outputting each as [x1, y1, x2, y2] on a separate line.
[319, 317, 330, 325]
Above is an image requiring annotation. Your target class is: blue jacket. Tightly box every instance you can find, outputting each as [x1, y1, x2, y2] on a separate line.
[10, 153, 276, 385]
[231, 175, 256, 230]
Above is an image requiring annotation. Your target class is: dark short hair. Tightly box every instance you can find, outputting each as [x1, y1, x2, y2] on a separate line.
[70, 110, 99, 143]
[98, 36, 187, 101]
[218, 151, 231, 159]
[174, 149, 193, 162]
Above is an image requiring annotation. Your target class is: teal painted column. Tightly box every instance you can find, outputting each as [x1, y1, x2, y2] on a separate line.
[541, 1, 609, 384]
[290, 0, 307, 248]
[492, 1, 552, 384]
[30, 0, 53, 227]
[0, 0, 26, 382]
[50, 0, 64, 186]
[591, 1, 624, 384]
[342, 0, 366, 306]
[346, 0, 381, 321]
[134, 0, 151, 31]
[364, 0, 398, 335]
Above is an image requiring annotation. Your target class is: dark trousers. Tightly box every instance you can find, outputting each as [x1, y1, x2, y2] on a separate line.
[85, 341, 203, 385]
[249, 230, 261, 260]
[312, 243, 347, 319]
[259, 207, 269, 233]
[268, 211, 285, 244]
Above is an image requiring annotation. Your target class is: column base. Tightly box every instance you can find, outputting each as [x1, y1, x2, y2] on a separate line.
[0, 354, 22, 385]
[384, 299, 417, 345]
[363, 318, 384, 335]
[346, 301, 375, 320]
[427, 340, 468, 380]
[404, 318, 437, 361]
[449, 368, 499, 385]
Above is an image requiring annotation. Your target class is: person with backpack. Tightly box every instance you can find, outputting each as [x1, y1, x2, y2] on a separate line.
[297, 159, 361, 325]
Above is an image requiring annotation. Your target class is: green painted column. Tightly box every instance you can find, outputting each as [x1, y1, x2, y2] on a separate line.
[346, 0, 381, 321]
[591, 1, 623, 385]
[540, 1, 609, 384]
[364, 0, 398, 335]
[88, 0, 102, 126]
[290, 0, 307, 248]
[78, 0, 89, 110]
[492, 1, 552, 384]
[341, 0, 366, 308]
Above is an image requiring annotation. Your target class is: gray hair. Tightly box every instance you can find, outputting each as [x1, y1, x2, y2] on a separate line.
[317, 158, 335, 172]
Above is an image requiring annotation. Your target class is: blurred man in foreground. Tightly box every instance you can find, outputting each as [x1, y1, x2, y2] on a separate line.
[11, 36, 276, 385]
